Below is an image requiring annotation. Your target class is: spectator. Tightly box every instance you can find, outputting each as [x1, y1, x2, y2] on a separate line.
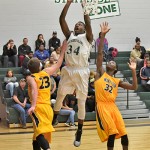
[35, 34, 46, 50]
[34, 44, 49, 67]
[21, 51, 33, 77]
[59, 97, 76, 127]
[4, 69, 19, 97]
[135, 37, 146, 59]
[51, 46, 61, 63]
[138, 52, 150, 70]
[49, 31, 61, 54]
[2, 39, 18, 67]
[18, 38, 31, 66]
[66, 94, 78, 112]
[130, 43, 142, 68]
[140, 59, 150, 91]
[96, 32, 108, 53]
[50, 76, 57, 100]
[12, 78, 30, 129]
[86, 78, 95, 112]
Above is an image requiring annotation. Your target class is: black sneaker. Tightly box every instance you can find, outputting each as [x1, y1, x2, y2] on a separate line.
[73, 129, 82, 147]
[52, 119, 58, 126]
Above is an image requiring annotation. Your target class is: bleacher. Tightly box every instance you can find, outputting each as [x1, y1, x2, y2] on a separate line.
[0, 51, 150, 128]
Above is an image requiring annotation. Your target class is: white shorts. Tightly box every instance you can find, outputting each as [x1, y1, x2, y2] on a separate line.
[57, 66, 90, 100]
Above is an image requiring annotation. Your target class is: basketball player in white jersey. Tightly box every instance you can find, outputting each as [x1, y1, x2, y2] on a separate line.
[53, 0, 93, 147]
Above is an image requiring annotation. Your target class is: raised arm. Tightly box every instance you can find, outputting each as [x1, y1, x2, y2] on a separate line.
[44, 40, 67, 75]
[82, 1, 93, 44]
[95, 22, 110, 80]
[59, 0, 72, 40]
[119, 59, 138, 90]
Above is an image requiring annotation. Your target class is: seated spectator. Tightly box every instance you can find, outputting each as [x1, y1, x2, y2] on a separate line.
[2, 39, 18, 67]
[86, 78, 95, 112]
[140, 59, 150, 91]
[18, 38, 31, 66]
[96, 32, 108, 53]
[130, 43, 143, 68]
[59, 97, 76, 127]
[35, 34, 46, 50]
[138, 52, 150, 70]
[49, 31, 61, 54]
[45, 56, 60, 87]
[67, 94, 78, 112]
[51, 46, 61, 63]
[21, 51, 33, 77]
[12, 79, 30, 129]
[4, 70, 19, 97]
[135, 37, 146, 59]
[34, 44, 49, 67]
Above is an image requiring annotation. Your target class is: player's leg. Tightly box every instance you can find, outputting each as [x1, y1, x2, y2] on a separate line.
[107, 134, 116, 150]
[53, 67, 75, 125]
[74, 97, 86, 147]
[121, 135, 129, 150]
[52, 94, 66, 125]
[32, 140, 41, 150]
[36, 134, 50, 150]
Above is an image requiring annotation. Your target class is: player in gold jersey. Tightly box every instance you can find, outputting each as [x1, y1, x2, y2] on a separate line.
[27, 41, 67, 150]
[95, 22, 138, 150]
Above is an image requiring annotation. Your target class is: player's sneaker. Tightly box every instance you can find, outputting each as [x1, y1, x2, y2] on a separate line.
[73, 129, 82, 147]
[52, 119, 58, 126]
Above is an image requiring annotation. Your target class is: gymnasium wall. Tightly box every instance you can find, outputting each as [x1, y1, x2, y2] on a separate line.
[0, 0, 149, 54]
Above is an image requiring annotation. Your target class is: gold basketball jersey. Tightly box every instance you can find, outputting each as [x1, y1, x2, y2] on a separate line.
[95, 72, 120, 103]
[28, 71, 51, 105]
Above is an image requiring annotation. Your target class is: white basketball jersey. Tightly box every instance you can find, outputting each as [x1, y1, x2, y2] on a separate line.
[65, 33, 91, 67]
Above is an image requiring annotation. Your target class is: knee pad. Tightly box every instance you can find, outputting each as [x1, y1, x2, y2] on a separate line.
[107, 134, 116, 147]
[36, 134, 50, 150]
[78, 99, 86, 120]
[121, 135, 129, 146]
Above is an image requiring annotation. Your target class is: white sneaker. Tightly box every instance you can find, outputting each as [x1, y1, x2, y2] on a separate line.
[64, 123, 70, 127]
[74, 130, 82, 147]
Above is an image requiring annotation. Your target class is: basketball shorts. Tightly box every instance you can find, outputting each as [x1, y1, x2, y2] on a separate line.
[57, 66, 90, 100]
[96, 102, 127, 142]
[30, 104, 55, 143]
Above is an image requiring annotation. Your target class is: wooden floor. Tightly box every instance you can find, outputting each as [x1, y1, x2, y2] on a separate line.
[0, 119, 150, 150]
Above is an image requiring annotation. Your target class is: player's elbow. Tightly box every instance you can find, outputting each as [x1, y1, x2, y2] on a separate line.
[131, 84, 138, 90]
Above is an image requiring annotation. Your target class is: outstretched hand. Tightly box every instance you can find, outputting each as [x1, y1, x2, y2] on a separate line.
[128, 59, 137, 70]
[100, 22, 110, 35]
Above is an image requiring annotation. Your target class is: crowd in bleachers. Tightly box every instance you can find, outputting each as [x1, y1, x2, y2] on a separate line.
[0, 31, 97, 128]
[1, 32, 150, 128]
[130, 37, 150, 91]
